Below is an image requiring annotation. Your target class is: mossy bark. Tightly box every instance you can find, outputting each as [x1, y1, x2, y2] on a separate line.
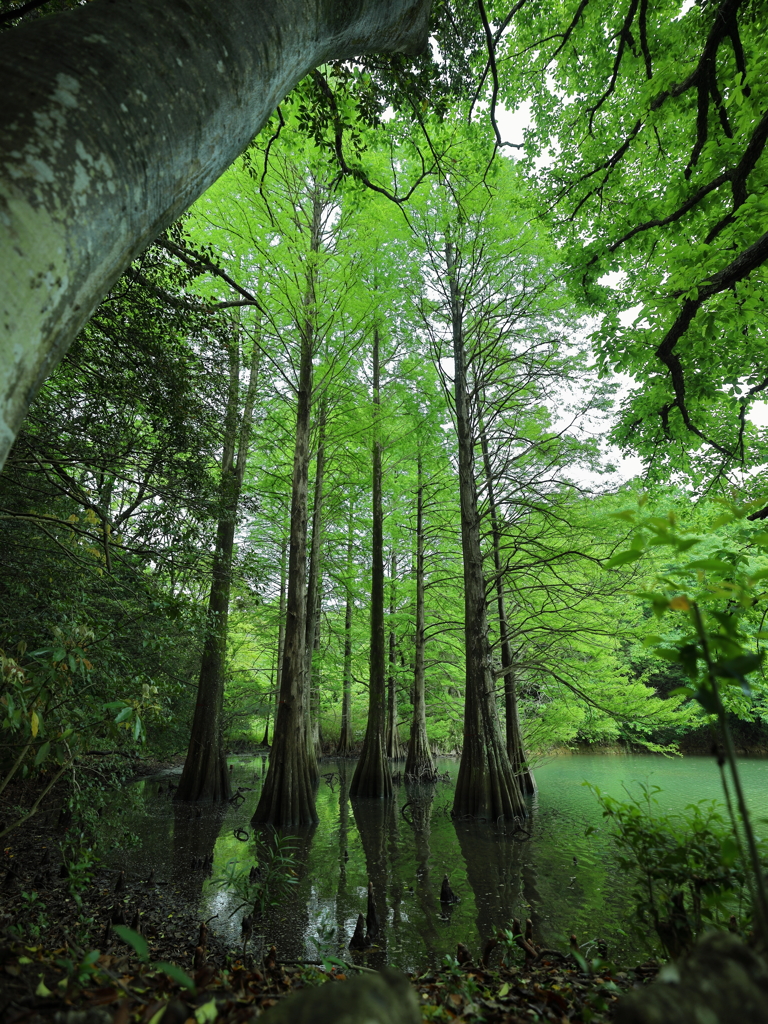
[0, 0, 431, 469]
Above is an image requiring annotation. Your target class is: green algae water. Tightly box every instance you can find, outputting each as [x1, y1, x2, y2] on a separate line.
[111, 753, 768, 970]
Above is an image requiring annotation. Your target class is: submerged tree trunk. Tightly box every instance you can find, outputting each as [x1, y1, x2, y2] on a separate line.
[252, 197, 322, 826]
[304, 402, 326, 779]
[446, 241, 526, 822]
[406, 450, 435, 781]
[177, 324, 260, 802]
[337, 502, 355, 756]
[0, 0, 430, 470]
[478, 413, 536, 796]
[351, 326, 393, 800]
[385, 550, 402, 759]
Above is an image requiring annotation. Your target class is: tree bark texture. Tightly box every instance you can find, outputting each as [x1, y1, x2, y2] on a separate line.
[478, 413, 536, 795]
[337, 503, 355, 756]
[0, 0, 431, 469]
[405, 450, 435, 780]
[385, 550, 402, 759]
[268, 535, 288, 746]
[446, 242, 526, 822]
[176, 323, 260, 802]
[252, 329, 317, 825]
[351, 326, 393, 800]
[304, 398, 326, 778]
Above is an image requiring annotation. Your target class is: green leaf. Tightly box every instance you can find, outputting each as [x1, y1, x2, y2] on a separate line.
[684, 558, 734, 574]
[713, 652, 764, 682]
[721, 835, 739, 867]
[34, 741, 50, 766]
[115, 706, 133, 724]
[113, 926, 149, 962]
[692, 686, 719, 714]
[641, 635, 663, 647]
[678, 643, 699, 678]
[194, 998, 218, 1022]
[155, 962, 196, 993]
[653, 648, 681, 664]
[604, 549, 644, 568]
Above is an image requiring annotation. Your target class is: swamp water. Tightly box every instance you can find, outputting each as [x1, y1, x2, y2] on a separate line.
[107, 753, 768, 970]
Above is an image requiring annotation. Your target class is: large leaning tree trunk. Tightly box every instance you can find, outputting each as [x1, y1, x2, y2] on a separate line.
[337, 500, 356, 756]
[405, 449, 435, 780]
[478, 412, 536, 796]
[0, 0, 430, 471]
[252, 249, 320, 827]
[351, 326, 393, 800]
[446, 242, 527, 822]
[176, 322, 260, 802]
[304, 401, 327, 779]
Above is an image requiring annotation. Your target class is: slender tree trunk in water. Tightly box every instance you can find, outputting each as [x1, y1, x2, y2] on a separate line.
[337, 503, 355, 755]
[386, 550, 402, 759]
[406, 450, 435, 780]
[478, 413, 536, 796]
[304, 402, 326, 779]
[177, 325, 260, 802]
[351, 326, 393, 800]
[446, 242, 526, 822]
[253, 198, 321, 826]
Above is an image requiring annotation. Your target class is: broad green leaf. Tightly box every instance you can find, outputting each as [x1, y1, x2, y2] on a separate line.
[34, 741, 50, 766]
[113, 926, 149, 962]
[604, 549, 643, 568]
[155, 962, 196, 993]
[683, 558, 734, 574]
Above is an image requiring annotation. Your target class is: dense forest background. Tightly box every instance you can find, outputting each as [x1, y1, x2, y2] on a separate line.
[2, 0, 768, 834]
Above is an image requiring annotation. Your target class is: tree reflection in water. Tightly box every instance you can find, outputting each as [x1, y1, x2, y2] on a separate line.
[351, 795, 398, 968]
[453, 817, 540, 950]
[403, 781, 441, 955]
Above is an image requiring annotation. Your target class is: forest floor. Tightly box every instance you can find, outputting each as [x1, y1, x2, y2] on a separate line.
[1, 756, 660, 1022]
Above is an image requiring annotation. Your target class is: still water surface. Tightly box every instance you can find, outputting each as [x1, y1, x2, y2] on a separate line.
[111, 753, 768, 969]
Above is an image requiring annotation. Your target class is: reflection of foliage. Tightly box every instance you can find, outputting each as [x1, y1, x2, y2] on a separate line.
[589, 782, 756, 956]
[211, 830, 299, 919]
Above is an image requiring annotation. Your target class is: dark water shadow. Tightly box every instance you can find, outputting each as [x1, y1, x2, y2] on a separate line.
[453, 817, 535, 947]
[350, 796, 399, 969]
[403, 781, 441, 956]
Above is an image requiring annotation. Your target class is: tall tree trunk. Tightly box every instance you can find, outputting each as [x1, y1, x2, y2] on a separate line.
[261, 642, 276, 747]
[405, 449, 434, 780]
[269, 535, 288, 746]
[252, 196, 322, 826]
[478, 412, 536, 795]
[337, 501, 355, 756]
[177, 323, 260, 802]
[351, 326, 393, 800]
[304, 402, 326, 780]
[385, 550, 402, 759]
[446, 241, 526, 822]
[0, 0, 430, 471]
